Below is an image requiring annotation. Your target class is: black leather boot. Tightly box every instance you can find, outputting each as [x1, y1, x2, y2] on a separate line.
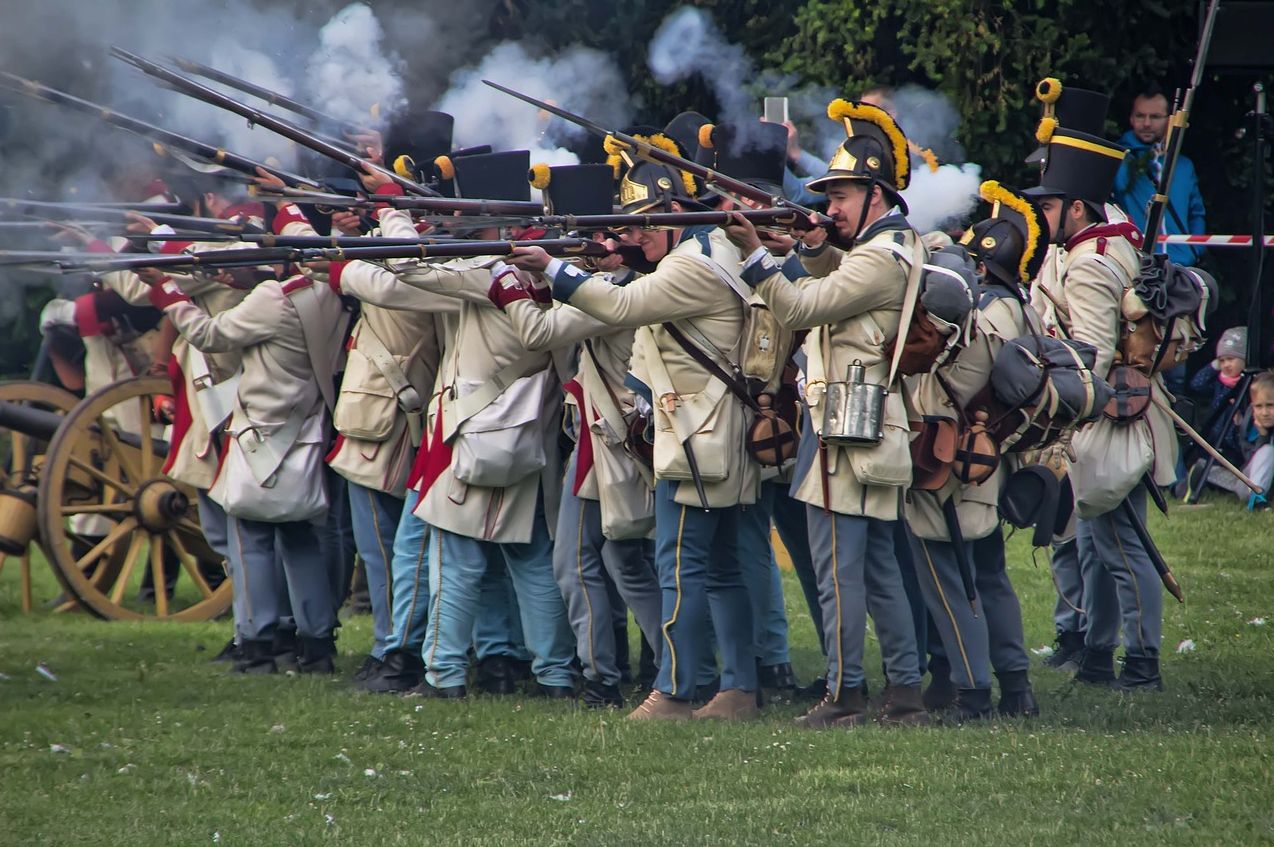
[759, 662, 798, 690]
[272, 629, 299, 671]
[357, 651, 424, 693]
[1114, 655, 1164, 692]
[996, 670, 1041, 717]
[581, 679, 625, 708]
[923, 656, 957, 711]
[1044, 630, 1086, 671]
[475, 655, 518, 695]
[949, 687, 994, 723]
[298, 636, 337, 674]
[210, 638, 241, 664]
[232, 639, 277, 675]
[794, 676, 828, 701]
[795, 684, 868, 728]
[405, 680, 467, 699]
[1073, 647, 1116, 686]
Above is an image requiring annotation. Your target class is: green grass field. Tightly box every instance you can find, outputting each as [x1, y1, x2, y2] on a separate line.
[1, 501, 1271, 846]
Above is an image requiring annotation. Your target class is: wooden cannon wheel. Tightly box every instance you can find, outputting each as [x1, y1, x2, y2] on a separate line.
[0, 380, 81, 611]
[37, 376, 232, 621]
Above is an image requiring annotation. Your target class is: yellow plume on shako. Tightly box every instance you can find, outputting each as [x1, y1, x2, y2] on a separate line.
[528, 163, 552, 190]
[979, 179, 1043, 282]
[826, 98, 911, 190]
[433, 155, 455, 181]
[697, 123, 716, 150]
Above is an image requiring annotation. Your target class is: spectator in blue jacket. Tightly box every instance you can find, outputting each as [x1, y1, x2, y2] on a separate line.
[1112, 84, 1207, 266]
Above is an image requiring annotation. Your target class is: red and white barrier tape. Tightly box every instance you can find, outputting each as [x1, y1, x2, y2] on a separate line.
[1157, 234, 1274, 248]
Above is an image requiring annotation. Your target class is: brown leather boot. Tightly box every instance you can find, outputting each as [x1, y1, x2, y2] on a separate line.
[795, 685, 868, 729]
[691, 688, 761, 721]
[626, 690, 693, 721]
[878, 683, 932, 727]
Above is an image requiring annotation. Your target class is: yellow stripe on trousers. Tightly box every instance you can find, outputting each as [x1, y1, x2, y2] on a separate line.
[921, 539, 975, 687]
[660, 505, 687, 697]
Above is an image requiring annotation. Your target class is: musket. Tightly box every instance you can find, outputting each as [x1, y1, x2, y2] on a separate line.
[1141, 0, 1221, 248]
[170, 56, 369, 138]
[1121, 497, 1184, 603]
[941, 497, 979, 616]
[482, 80, 833, 227]
[0, 72, 320, 190]
[110, 48, 436, 197]
[256, 188, 545, 217]
[0, 200, 252, 234]
[0, 197, 187, 216]
[10, 238, 637, 272]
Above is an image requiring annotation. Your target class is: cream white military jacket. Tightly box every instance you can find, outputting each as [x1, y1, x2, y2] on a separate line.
[505, 277, 650, 502]
[1040, 223, 1178, 508]
[375, 209, 566, 544]
[543, 226, 759, 509]
[274, 205, 444, 497]
[905, 283, 1036, 541]
[740, 213, 920, 521]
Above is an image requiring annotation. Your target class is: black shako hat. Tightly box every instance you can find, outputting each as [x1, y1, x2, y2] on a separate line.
[385, 109, 455, 185]
[1027, 79, 1112, 165]
[697, 121, 789, 197]
[1023, 128, 1126, 205]
[528, 162, 616, 216]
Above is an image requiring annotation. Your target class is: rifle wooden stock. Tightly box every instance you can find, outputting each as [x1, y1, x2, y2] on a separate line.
[482, 80, 833, 226]
[14, 238, 635, 272]
[111, 48, 436, 197]
[0, 72, 319, 190]
[170, 56, 368, 138]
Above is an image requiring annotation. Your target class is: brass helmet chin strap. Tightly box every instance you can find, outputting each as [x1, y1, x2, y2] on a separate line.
[845, 177, 876, 251]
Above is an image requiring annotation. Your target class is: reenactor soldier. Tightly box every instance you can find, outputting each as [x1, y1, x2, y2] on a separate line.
[508, 149, 763, 721]
[906, 181, 1049, 719]
[372, 149, 578, 699]
[1025, 127, 1178, 691]
[723, 99, 930, 728]
[496, 162, 664, 709]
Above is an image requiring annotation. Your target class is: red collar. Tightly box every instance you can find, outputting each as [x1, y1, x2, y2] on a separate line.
[1065, 221, 1143, 253]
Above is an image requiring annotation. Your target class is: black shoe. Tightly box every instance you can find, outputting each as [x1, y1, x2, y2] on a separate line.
[232, 640, 278, 675]
[475, 655, 518, 695]
[297, 636, 337, 675]
[357, 651, 424, 694]
[581, 679, 624, 708]
[1113, 655, 1164, 692]
[794, 676, 828, 701]
[948, 687, 994, 723]
[508, 657, 534, 682]
[272, 630, 299, 672]
[209, 638, 241, 665]
[1073, 647, 1116, 686]
[405, 681, 467, 699]
[1044, 631, 1086, 671]
[923, 657, 957, 711]
[693, 677, 720, 704]
[759, 662, 798, 690]
[532, 682, 576, 700]
[352, 655, 382, 682]
[996, 670, 1040, 717]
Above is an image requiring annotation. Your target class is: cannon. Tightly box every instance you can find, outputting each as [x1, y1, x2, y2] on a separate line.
[0, 376, 231, 620]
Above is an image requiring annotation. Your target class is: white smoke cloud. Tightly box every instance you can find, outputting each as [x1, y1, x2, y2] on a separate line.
[901, 162, 982, 233]
[304, 3, 406, 128]
[435, 41, 632, 171]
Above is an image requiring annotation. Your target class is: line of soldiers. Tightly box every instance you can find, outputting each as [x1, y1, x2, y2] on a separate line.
[38, 74, 1196, 724]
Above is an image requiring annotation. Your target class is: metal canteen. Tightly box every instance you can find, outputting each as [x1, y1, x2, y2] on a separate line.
[821, 360, 884, 445]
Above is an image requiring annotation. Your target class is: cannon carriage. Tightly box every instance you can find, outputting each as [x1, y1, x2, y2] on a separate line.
[0, 375, 232, 620]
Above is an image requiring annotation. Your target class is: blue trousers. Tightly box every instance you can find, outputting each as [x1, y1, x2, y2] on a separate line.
[383, 488, 431, 655]
[1050, 538, 1086, 635]
[225, 514, 335, 642]
[738, 481, 792, 667]
[347, 482, 402, 659]
[653, 481, 756, 699]
[1078, 487, 1162, 659]
[423, 499, 575, 689]
[806, 508, 921, 693]
[773, 480, 822, 652]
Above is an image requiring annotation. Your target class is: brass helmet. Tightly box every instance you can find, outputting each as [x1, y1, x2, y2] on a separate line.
[964, 181, 1050, 286]
[604, 131, 705, 214]
[807, 99, 911, 211]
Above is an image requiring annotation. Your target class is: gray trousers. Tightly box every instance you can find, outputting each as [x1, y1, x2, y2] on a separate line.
[1050, 538, 1086, 635]
[911, 532, 992, 689]
[971, 531, 1030, 675]
[1077, 487, 1162, 658]
[807, 508, 921, 693]
[738, 481, 792, 667]
[225, 514, 336, 642]
[553, 452, 662, 685]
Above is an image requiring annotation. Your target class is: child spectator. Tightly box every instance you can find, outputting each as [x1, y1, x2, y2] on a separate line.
[1194, 369, 1274, 509]
[1188, 326, 1247, 463]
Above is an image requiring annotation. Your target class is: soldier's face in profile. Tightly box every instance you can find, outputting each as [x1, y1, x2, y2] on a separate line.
[615, 225, 670, 263]
[823, 182, 869, 239]
[1039, 197, 1063, 242]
